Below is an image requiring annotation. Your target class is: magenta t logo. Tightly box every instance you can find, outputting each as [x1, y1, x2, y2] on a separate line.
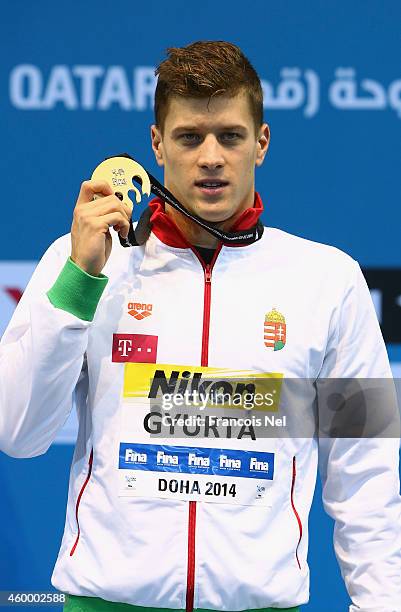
[112, 333, 158, 363]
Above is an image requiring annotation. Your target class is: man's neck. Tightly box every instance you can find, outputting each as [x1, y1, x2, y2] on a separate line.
[164, 202, 251, 248]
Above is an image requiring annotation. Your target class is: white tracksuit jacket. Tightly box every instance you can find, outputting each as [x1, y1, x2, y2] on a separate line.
[0, 196, 401, 612]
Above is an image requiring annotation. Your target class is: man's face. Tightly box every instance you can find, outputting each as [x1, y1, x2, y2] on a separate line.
[151, 91, 270, 225]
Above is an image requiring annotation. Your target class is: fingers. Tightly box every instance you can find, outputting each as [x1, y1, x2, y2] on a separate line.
[95, 212, 131, 239]
[74, 195, 131, 225]
[76, 179, 114, 206]
[86, 198, 131, 220]
[75, 179, 134, 221]
[73, 196, 131, 234]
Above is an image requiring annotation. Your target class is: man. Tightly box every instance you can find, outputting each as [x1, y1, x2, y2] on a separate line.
[0, 41, 400, 612]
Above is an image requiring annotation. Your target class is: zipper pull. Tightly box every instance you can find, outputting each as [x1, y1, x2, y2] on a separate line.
[204, 265, 212, 283]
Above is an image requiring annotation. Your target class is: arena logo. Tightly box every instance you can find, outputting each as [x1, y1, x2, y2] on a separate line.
[9, 65, 157, 111]
[128, 302, 153, 320]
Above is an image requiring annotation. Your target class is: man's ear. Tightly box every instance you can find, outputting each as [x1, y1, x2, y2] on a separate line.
[151, 125, 164, 167]
[255, 123, 270, 167]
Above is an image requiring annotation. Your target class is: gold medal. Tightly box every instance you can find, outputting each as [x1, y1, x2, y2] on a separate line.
[91, 156, 151, 214]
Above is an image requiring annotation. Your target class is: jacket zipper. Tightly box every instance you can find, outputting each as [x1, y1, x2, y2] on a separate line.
[70, 448, 93, 556]
[185, 501, 197, 612]
[186, 247, 221, 612]
[201, 264, 212, 366]
[291, 456, 303, 570]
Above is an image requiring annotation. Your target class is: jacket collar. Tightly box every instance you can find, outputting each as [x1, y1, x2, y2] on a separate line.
[148, 192, 264, 248]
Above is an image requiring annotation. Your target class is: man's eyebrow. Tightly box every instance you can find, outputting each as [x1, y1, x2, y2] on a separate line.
[171, 125, 248, 136]
[220, 125, 248, 132]
[171, 127, 198, 135]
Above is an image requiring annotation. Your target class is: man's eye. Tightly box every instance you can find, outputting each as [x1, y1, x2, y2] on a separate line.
[220, 132, 241, 142]
[180, 134, 201, 144]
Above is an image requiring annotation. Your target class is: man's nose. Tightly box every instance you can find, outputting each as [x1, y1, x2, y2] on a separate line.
[197, 135, 225, 170]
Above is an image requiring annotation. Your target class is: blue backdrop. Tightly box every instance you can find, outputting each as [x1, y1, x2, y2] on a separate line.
[1, 1, 400, 610]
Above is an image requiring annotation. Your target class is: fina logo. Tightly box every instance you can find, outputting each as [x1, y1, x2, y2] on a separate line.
[219, 455, 241, 470]
[125, 449, 147, 464]
[250, 457, 269, 472]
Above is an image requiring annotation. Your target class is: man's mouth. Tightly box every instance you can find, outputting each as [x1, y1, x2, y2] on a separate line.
[194, 180, 229, 195]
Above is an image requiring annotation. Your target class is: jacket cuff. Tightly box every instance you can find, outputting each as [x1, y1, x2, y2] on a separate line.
[47, 257, 108, 322]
